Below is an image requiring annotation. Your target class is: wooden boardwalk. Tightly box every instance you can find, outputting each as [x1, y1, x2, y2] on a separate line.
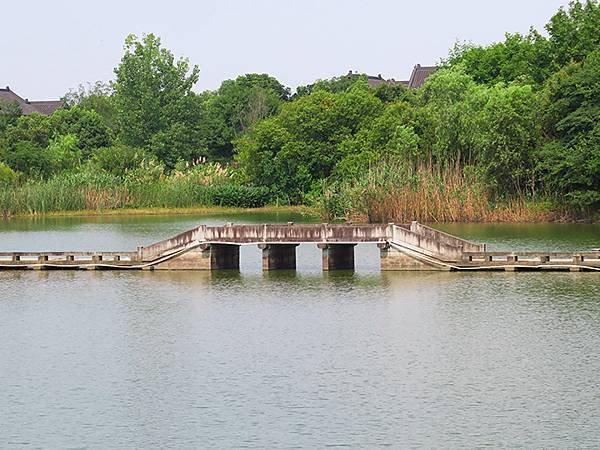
[1, 222, 598, 272]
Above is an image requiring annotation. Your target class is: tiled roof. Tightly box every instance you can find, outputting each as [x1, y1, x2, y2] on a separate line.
[366, 75, 388, 88]
[406, 64, 437, 88]
[363, 64, 437, 90]
[28, 100, 63, 115]
[0, 86, 62, 115]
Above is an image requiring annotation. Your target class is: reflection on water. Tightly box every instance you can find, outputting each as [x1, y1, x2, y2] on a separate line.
[0, 215, 599, 447]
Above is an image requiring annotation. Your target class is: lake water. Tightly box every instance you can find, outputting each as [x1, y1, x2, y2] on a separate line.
[1, 213, 599, 448]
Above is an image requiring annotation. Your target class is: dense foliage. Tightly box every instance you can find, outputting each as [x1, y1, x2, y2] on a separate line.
[1, 1, 598, 219]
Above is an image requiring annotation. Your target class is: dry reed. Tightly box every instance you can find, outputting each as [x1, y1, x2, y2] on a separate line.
[324, 162, 568, 223]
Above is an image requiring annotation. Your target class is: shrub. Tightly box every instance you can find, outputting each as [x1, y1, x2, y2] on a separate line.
[92, 144, 152, 175]
[46, 134, 81, 174]
[206, 184, 272, 208]
[0, 162, 18, 185]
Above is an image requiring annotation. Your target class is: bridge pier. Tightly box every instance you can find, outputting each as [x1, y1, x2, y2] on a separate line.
[259, 244, 299, 270]
[318, 244, 356, 270]
[154, 243, 239, 270]
[378, 243, 450, 271]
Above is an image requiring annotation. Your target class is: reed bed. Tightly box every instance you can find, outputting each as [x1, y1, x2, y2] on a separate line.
[0, 168, 271, 216]
[321, 162, 567, 223]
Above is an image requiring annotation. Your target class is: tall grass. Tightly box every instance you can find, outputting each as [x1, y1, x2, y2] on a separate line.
[0, 161, 573, 222]
[0, 164, 271, 216]
[320, 161, 566, 223]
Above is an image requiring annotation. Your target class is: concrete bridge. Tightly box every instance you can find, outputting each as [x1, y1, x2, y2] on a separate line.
[1, 222, 599, 272]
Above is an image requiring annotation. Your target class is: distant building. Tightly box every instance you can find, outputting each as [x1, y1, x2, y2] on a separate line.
[0, 86, 62, 115]
[404, 64, 437, 88]
[363, 64, 437, 89]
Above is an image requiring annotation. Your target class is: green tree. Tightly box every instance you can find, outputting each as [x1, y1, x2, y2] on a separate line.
[546, 0, 600, 66]
[412, 67, 479, 164]
[537, 49, 600, 208]
[62, 82, 118, 131]
[45, 134, 81, 174]
[1, 140, 48, 176]
[91, 143, 152, 175]
[471, 83, 541, 194]
[373, 82, 412, 103]
[195, 91, 233, 161]
[201, 74, 290, 159]
[0, 99, 22, 133]
[236, 87, 382, 201]
[294, 72, 368, 97]
[541, 50, 600, 144]
[447, 32, 554, 85]
[51, 106, 112, 157]
[0, 113, 53, 175]
[446, 1, 600, 86]
[334, 102, 419, 179]
[0, 161, 17, 185]
[0, 107, 111, 175]
[1, 113, 53, 149]
[113, 33, 202, 166]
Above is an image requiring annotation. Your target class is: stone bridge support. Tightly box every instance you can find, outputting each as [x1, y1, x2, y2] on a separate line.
[318, 244, 356, 270]
[378, 243, 450, 271]
[154, 243, 239, 270]
[259, 244, 299, 270]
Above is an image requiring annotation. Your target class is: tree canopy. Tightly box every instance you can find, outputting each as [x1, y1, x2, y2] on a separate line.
[1, 1, 598, 214]
[114, 33, 202, 167]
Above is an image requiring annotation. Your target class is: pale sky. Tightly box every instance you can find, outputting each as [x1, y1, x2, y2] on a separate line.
[3, 0, 572, 100]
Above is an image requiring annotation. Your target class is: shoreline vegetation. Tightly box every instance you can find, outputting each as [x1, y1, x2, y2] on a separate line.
[3, 206, 595, 223]
[1, 205, 318, 220]
[4, 159, 592, 223]
[2, 202, 595, 223]
[1, 2, 598, 223]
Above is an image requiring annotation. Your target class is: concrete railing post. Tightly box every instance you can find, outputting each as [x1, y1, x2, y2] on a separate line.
[571, 254, 583, 272]
[388, 223, 396, 242]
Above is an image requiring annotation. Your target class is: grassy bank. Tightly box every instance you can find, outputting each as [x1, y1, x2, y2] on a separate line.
[5, 205, 318, 219]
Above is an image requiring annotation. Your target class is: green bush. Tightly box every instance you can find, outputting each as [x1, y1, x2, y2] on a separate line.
[205, 184, 272, 208]
[92, 144, 152, 175]
[0, 162, 18, 185]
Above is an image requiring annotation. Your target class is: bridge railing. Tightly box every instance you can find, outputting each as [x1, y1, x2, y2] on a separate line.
[390, 225, 466, 261]
[140, 225, 207, 260]
[0, 251, 137, 263]
[141, 223, 395, 259]
[139, 221, 485, 262]
[462, 251, 600, 265]
[203, 223, 393, 243]
[409, 222, 485, 252]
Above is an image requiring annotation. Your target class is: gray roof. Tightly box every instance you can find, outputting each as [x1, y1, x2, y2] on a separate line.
[366, 74, 389, 88]
[0, 86, 62, 115]
[406, 64, 437, 88]
[364, 64, 437, 89]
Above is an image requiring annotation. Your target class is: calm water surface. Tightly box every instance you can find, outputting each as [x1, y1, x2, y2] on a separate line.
[1, 214, 599, 448]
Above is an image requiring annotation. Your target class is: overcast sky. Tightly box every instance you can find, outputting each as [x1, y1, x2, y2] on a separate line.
[3, 0, 572, 99]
